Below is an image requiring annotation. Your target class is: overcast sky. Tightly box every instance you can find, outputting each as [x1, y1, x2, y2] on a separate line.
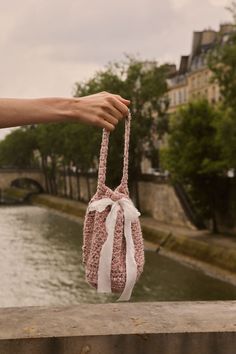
[0, 0, 232, 139]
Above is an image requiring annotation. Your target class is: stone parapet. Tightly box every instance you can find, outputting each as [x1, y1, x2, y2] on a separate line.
[0, 301, 236, 353]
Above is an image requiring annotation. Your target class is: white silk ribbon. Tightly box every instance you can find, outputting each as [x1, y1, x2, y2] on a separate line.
[88, 197, 140, 301]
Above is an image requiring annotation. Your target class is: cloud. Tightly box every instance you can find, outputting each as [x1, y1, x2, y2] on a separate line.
[209, 0, 229, 6]
[0, 0, 232, 98]
[9, 0, 174, 64]
[0, 0, 232, 140]
[170, 0, 192, 10]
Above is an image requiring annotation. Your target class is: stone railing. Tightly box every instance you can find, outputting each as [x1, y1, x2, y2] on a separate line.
[0, 301, 236, 353]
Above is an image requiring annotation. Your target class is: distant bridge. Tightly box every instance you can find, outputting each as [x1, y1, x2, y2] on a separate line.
[0, 168, 45, 192]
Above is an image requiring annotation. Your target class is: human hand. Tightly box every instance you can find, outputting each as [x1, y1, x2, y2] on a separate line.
[69, 92, 130, 131]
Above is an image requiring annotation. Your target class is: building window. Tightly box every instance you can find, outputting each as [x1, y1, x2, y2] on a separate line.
[183, 89, 186, 102]
[197, 75, 201, 88]
[175, 91, 179, 105]
[168, 93, 172, 107]
[173, 92, 176, 106]
[179, 90, 182, 104]
[212, 86, 216, 100]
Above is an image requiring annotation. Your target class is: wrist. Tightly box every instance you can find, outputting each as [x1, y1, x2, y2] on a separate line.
[52, 97, 82, 123]
[31, 97, 75, 123]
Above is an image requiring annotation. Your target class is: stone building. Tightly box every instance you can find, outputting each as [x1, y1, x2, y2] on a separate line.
[141, 24, 235, 174]
[166, 23, 235, 114]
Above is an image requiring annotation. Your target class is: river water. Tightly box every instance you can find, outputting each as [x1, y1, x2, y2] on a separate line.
[1, 205, 236, 307]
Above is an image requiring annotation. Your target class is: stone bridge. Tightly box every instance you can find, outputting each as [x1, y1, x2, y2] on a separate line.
[0, 168, 45, 191]
[0, 301, 236, 353]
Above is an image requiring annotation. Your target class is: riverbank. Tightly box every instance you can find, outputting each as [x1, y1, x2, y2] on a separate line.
[30, 193, 236, 284]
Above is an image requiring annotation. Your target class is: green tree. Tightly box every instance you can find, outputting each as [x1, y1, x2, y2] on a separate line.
[213, 106, 236, 170]
[0, 57, 170, 204]
[62, 123, 101, 199]
[208, 31, 236, 110]
[161, 100, 224, 232]
[0, 127, 38, 168]
[74, 57, 170, 204]
[34, 123, 67, 194]
[207, 3, 236, 171]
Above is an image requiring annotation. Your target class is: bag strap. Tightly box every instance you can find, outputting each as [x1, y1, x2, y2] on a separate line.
[97, 110, 131, 193]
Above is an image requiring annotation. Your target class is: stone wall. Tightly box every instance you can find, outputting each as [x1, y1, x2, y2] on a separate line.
[138, 179, 195, 229]
[55, 172, 195, 230]
[214, 178, 236, 234]
[0, 302, 236, 354]
[0, 168, 198, 230]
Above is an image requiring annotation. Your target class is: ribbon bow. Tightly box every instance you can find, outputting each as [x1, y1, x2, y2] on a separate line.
[88, 196, 140, 301]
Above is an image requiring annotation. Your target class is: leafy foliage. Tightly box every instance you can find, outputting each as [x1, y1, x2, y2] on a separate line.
[0, 57, 170, 195]
[0, 127, 37, 168]
[74, 57, 170, 187]
[161, 100, 224, 231]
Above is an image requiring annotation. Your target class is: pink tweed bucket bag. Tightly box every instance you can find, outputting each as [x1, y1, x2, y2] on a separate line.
[82, 111, 144, 301]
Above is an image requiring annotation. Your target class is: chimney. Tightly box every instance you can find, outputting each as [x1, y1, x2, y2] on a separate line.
[201, 29, 217, 45]
[219, 23, 236, 34]
[191, 32, 202, 57]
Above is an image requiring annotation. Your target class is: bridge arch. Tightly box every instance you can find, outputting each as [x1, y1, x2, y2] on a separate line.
[0, 169, 45, 191]
[11, 177, 44, 193]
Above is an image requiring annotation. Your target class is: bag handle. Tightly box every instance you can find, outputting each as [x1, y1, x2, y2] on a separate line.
[97, 110, 131, 193]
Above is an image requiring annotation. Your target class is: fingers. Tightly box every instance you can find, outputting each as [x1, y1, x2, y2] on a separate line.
[114, 94, 130, 107]
[95, 116, 115, 132]
[108, 96, 130, 117]
[96, 92, 130, 131]
[103, 103, 123, 121]
[101, 91, 130, 107]
[75, 91, 131, 132]
[102, 93, 130, 119]
[102, 111, 119, 126]
[95, 111, 118, 131]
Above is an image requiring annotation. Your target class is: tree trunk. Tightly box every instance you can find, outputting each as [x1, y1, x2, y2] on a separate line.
[210, 178, 219, 234]
[68, 167, 73, 199]
[134, 178, 140, 210]
[63, 163, 67, 197]
[76, 168, 81, 201]
[86, 173, 91, 202]
[51, 156, 58, 195]
[42, 155, 49, 193]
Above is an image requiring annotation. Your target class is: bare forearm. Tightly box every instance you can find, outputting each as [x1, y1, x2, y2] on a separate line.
[0, 97, 70, 128]
[0, 92, 130, 131]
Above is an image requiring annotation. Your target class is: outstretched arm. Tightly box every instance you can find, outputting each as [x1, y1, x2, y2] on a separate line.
[0, 92, 130, 131]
